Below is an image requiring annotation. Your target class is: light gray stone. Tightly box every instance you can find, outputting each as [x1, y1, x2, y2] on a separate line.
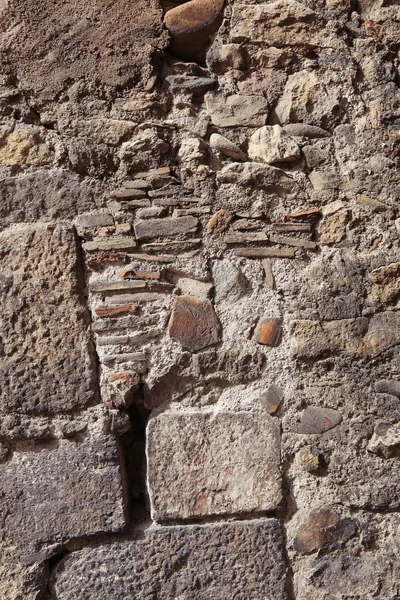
[134, 216, 198, 240]
[210, 132, 246, 161]
[147, 411, 282, 520]
[212, 259, 249, 303]
[248, 125, 300, 164]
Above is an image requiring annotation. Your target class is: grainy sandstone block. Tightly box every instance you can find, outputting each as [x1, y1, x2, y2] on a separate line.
[0, 223, 97, 414]
[205, 93, 269, 127]
[147, 411, 282, 520]
[52, 519, 288, 600]
[0, 434, 125, 553]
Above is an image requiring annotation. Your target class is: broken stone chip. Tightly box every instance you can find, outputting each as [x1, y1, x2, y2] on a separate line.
[293, 509, 356, 554]
[252, 317, 282, 346]
[168, 295, 220, 352]
[298, 406, 342, 434]
[259, 384, 283, 414]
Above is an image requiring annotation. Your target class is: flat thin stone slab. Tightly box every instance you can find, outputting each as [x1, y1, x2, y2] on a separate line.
[298, 406, 342, 434]
[51, 519, 288, 600]
[147, 411, 282, 520]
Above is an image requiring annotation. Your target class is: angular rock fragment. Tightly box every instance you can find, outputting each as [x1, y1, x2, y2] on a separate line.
[248, 125, 300, 164]
[205, 93, 269, 127]
[147, 411, 282, 520]
[259, 384, 284, 414]
[298, 406, 342, 434]
[367, 420, 400, 458]
[212, 259, 249, 303]
[206, 209, 233, 234]
[0, 224, 97, 414]
[51, 520, 288, 600]
[252, 317, 282, 346]
[164, 0, 225, 60]
[168, 295, 220, 352]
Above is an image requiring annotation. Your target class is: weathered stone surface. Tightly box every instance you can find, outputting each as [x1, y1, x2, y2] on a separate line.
[260, 384, 284, 414]
[298, 406, 342, 434]
[207, 42, 245, 74]
[0, 0, 166, 97]
[248, 125, 300, 164]
[283, 123, 330, 138]
[0, 171, 97, 230]
[147, 411, 282, 520]
[168, 295, 220, 352]
[367, 261, 400, 307]
[212, 259, 249, 303]
[290, 318, 368, 360]
[164, 0, 225, 61]
[367, 420, 400, 457]
[51, 520, 288, 600]
[0, 555, 47, 600]
[293, 509, 355, 554]
[205, 94, 269, 127]
[210, 132, 246, 161]
[0, 126, 53, 167]
[374, 379, 400, 398]
[252, 317, 282, 346]
[231, 1, 337, 49]
[134, 216, 198, 240]
[0, 224, 97, 414]
[0, 429, 125, 554]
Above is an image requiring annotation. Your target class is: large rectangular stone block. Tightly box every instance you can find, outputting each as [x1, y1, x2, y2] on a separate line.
[0, 223, 97, 414]
[51, 519, 288, 600]
[0, 432, 126, 555]
[147, 411, 281, 521]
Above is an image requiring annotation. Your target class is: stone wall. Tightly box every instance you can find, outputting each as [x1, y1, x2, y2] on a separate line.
[0, 0, 399, 598]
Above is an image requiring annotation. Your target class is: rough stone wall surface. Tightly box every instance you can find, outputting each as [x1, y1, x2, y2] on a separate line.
[0, 0, 399, 598]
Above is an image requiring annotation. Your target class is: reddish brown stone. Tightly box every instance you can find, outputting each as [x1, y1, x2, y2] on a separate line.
[164, 0, 225, 60]
[206, 209, 233, 235]
[168, 296, 220, 352]
[95, 305, 137, 318]
[116, 269, 160, 280]
[259, 384, 283, 414]
[86, 252, 127, 268]
[252, 318, 282, 347]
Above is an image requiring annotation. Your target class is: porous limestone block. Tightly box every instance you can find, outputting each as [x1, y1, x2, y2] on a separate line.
[147, 411, 282, 520]
[0, 433, 125, 554]
[52, 519, 288, 600]
[0, 223, 97, 414]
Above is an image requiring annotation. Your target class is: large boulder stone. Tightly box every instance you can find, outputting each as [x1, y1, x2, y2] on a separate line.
[147, 411, 282, 520]
[51, 519, 288, 600]
[0, 223, 97, 414]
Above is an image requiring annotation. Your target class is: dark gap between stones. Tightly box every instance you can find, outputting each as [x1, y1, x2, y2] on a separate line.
[119, 386, 152, 524]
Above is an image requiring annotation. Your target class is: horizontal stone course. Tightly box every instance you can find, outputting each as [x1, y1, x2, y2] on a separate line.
[52, 519, 288, 600]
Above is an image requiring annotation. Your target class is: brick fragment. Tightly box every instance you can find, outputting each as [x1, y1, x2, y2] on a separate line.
[252, 317, 282, 346]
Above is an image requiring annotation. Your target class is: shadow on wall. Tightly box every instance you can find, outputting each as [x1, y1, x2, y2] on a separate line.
[161, 0, 226, 62]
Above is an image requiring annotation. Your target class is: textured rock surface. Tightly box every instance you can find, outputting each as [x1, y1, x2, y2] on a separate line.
[51, 519, 288, 600]
[0, 223, 97, 414]
[1, 0, 399, 594]
[147, 411, 281, 520]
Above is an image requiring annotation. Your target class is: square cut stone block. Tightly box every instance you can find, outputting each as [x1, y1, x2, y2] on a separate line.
[52, 519, 288, 600]
[147, 411, 282, 521]
[0, 433, 126, 555]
